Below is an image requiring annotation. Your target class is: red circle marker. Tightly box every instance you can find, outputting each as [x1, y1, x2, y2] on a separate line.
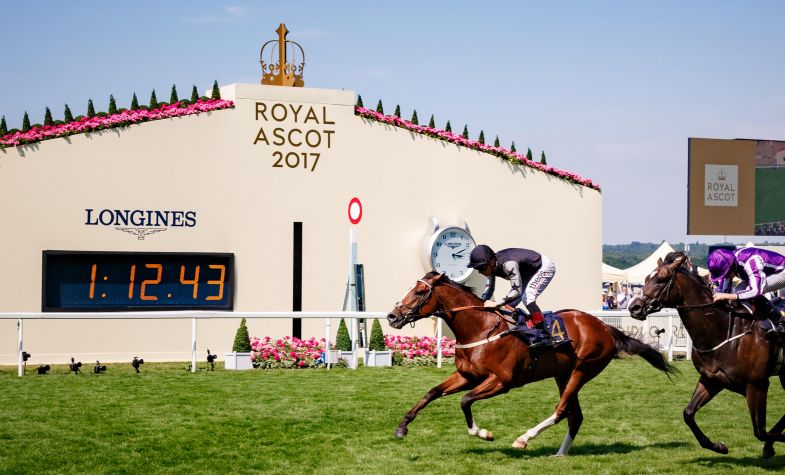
[348, 197, 363, 225]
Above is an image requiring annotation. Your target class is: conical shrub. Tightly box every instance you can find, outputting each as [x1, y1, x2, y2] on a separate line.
[375, 100, 384, 114]
[64, 104, 74, 123]
[461, 125, 469, 139]
[232, 318, 252, 352]
[428, 115, 435, 128]
[149, 90, 158, 109]
[87, 100, 96, 117]
[0, 116, 7, 136]
[44, 107, 53, 126]
[108, 95, 117, 115]
[191, 85, 199, 102]
[170, 84, 179, 103]
[393, 105, 401, 117]
[540, 151, 547, 165]
[211, 80, 221, 100]
[411, 109, 419, 125]
[22, 112, 31, 131]
[336, 318, 352, 351]
[356, 95, 363, 108]
[130, 94, 139, 110]
[368, 319, 386, 351]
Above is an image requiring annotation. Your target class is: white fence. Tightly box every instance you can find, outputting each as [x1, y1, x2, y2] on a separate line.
[1, 309, 689, 377]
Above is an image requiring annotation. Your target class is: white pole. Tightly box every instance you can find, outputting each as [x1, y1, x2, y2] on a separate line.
[18, 318, 23, 378]
[325, 317, 331, 366]
[349, 228, 358, 369]
[191, 318, 197, 373]
[436, 318, 443, 369]
[667, 314, 674, 362]
[643, 319, 650, 344]
[686, 333, 693, 360]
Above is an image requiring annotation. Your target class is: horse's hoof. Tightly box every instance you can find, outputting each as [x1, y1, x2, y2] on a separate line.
[512, 438, 528, 449]
[763, 445, 775, 459]
[394, 427, 408, 438]
[712, 442, 729, 454]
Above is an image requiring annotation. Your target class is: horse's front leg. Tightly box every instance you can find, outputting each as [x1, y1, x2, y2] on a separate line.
[395, 371, 473, 437]
[460, 373, 508, 441]
[683, 376, 728, 454]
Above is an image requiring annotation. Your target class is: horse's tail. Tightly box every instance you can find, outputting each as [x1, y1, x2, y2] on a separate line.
[607, 325, 679, 379]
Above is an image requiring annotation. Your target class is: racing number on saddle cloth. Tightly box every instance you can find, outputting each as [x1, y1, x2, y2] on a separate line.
[545, 313, 568, 344]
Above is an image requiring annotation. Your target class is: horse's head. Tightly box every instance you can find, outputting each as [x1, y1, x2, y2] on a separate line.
[387, 272, 444, 329]
[628, 251, 708, 320]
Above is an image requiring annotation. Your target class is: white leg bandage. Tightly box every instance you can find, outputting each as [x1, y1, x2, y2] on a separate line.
[556, 432, 574, 456]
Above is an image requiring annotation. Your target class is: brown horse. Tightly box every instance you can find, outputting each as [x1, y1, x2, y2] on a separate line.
[387, 271, 676, 454]
[628, 251, 785, 458]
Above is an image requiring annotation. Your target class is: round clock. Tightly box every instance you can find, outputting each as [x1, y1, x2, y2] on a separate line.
[426, 226, 477, 282]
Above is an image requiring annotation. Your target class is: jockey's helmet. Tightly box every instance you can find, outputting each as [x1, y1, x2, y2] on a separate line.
[468, 245, 495, 269]
[707, 248, 736, 284]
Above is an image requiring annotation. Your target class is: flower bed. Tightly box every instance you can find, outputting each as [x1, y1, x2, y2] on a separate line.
[385, 335, 456, 366]
[0, 98, 235, 149]
[354, 106, 600, 191]
[250, 336, 327, 369]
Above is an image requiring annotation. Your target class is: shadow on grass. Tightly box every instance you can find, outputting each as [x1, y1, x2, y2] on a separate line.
[693, 453, 785, 471]
[465, 441, 690, 458]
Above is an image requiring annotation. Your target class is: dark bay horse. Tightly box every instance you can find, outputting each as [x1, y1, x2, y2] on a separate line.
[387, 272, 676, 455]
[628, 251, 785, 458]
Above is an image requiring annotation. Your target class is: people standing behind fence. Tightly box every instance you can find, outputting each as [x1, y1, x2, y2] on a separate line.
[616, 287, 630, 310]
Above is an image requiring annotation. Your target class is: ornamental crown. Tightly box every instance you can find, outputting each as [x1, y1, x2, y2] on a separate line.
[260, 23, 305, 87]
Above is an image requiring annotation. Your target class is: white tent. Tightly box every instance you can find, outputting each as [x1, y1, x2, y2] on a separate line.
[602, 262, 627, 283]
[623, 242, 676, 285]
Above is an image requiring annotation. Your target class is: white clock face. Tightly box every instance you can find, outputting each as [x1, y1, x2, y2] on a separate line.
[429, 227, 476, 282]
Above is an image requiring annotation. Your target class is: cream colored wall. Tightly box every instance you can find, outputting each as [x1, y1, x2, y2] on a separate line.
[0, 83, 601, 365]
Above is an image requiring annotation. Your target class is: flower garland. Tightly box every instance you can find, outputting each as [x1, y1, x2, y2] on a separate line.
[354, 106, 601, 191]
[0, 98, 235, 149]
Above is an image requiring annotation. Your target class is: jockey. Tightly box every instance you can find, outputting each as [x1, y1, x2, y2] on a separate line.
[708, 247, 785, 340]
[467, 244, 555, 348]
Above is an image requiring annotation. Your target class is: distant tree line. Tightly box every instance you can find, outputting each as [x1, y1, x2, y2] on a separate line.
[604, 241, 785, 269]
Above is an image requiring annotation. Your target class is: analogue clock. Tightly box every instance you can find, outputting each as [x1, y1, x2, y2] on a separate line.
[426, 226, 477, 282]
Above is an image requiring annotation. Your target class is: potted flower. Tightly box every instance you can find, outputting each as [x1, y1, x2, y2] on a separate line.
[225, 318, 254, 370]
[364, 319, 392, 367]
[326, 318, 356, 368]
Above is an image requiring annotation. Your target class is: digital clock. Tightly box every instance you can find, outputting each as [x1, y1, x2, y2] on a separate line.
[42, 251, 234, 311]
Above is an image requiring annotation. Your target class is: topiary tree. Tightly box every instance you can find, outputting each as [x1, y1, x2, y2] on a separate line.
[510, 141, 517, 153]
[336, 318, 352, 351]
[368, 319, 386, 351]
[526, 148, 533, 161]
[130, 93, 139, 111]
[461, 125, 469, 139]
[64, 104, 74, 123]
[540, 151, 547, 165]
[170, 84, 179, 103]
[44, 107, 53, 126]
[232, 318, 252, 352]
[393, 104, 401, 117]
[22, 112, 31, 131]
[0, 116, 7, 136]
[356, 95, 363, 108]
[375, 100, 384, 114]
[211, 80, 221, 100]
[494, 135, 500, 147]
[149, 90, 158, 109]
[411, 109, 419, 125]
[478, 130, 485, 144]
[191, 85, 199, 102]
[428, 114, 435, 128]
[445, 120, 452, 132]
[87, 100, 96, 118]
[108, 95, 117, 115]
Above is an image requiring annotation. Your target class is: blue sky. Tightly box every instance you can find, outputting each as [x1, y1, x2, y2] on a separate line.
[2, 1, 784, 244]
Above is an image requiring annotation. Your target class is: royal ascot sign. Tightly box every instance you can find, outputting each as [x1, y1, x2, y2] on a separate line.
[84, 208, 197, 240]
[704, 164, 738, 207]
[252, 102, 336, 172]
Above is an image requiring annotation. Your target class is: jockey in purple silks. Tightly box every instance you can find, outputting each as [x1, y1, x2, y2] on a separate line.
[708, 247, 785, 340]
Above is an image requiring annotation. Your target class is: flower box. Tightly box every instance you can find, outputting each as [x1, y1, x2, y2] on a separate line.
[364, 350, 392, 367]
[327, 350, 356, 369]
[224, 352, 253, 370]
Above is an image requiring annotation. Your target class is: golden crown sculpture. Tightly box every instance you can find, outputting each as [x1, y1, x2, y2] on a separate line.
[260, 23, 305, 87]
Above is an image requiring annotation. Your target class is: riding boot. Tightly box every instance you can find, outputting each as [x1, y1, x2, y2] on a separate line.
[527, 312, 552, 349]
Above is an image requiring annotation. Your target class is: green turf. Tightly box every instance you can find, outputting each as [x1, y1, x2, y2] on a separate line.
[1, 358, 784, 474]
[755, 167, 785, 224]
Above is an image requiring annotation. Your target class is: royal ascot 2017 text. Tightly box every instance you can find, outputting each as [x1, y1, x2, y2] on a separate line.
[252, 101, 336, 172]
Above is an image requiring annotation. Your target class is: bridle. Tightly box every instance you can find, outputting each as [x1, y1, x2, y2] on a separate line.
[393, 278, 436, 326]
[641, 264, 680, 315]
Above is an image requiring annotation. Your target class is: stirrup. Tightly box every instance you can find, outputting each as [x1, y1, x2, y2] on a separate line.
[528, 336, 552, 349]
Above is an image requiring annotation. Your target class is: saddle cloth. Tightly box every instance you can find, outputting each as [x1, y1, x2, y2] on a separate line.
[513, 309, 571, 348]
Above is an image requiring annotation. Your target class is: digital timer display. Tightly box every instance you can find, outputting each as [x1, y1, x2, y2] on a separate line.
[42, 251, 234, 311]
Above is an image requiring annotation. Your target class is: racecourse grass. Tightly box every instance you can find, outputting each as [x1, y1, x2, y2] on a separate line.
[1, 358, 784, 474]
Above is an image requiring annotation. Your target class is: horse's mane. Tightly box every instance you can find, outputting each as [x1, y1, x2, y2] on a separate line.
[425, 271, 482, 299]
[663, 251, 713, 294]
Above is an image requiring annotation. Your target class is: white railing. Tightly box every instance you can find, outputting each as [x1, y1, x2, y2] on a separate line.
[1, 309, 689, 377]
[1, 311, 387, 377]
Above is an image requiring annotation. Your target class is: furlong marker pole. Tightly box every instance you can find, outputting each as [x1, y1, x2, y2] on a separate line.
[191, 318, 197, 373]
[17, 319, 23, 377]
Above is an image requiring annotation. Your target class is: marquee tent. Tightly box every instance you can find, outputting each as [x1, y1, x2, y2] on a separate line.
[602, 262, 627, 283]
[623, 241, 676, 285]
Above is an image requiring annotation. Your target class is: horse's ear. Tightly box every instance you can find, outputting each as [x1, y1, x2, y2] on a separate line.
[435, 273, 445, 282]
[657, 257, 663, 266]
